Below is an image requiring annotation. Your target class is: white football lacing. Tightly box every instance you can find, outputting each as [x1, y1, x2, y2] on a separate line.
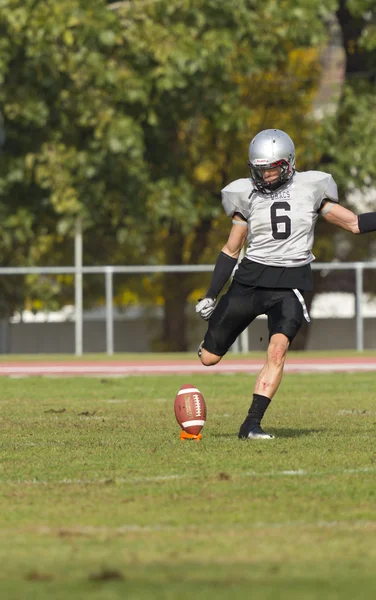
[193, 394, 202, 416]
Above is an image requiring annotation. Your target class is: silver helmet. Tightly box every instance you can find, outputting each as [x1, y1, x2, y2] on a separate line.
[248, 129, 296, 193]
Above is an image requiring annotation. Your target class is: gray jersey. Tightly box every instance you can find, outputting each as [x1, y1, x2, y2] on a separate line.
[221, 171, 338, 267]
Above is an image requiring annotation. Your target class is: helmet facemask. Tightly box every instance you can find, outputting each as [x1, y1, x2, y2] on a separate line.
[248, 159, 293, 193]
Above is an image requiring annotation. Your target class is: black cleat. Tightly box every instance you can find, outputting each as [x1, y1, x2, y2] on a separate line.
[197, 340, 204, 358]
[238, 424, 275, 440]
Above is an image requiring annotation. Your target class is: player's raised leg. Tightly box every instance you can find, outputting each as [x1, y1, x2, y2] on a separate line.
[198, 281, 257, 368]
[238, 333, 289, 439]
[199, 343, 222, 366]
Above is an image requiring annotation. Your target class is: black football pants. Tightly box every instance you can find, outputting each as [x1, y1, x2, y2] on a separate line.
[203, 281, 304, 357]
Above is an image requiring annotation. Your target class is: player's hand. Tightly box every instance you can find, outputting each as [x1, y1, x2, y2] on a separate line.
[195, 297, 216, 320]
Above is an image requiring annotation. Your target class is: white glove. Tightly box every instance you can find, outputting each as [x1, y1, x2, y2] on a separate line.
[195, 297, 216, 320]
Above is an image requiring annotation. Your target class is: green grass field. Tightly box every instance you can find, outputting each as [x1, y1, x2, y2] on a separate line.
[0, 370, 375, 599]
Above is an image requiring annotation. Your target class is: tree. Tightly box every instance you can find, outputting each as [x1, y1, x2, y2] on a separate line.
[292, 0, 376, 349]
[316, 2, 376, 267]
[0, 0, 148, 318]
[3, 0, 370, 354]
[318, 0, 376, 233]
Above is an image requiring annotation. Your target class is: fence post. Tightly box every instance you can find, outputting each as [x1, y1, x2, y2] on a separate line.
[74, 217, 83, 356]
[105, 268, 114, 356]
[355, 263, 364, 351]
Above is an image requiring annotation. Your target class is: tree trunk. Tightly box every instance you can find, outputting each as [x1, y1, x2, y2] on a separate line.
[336, 1, 369, 79]
[159, 273, 190, 352]
[158, 221, 190, 351]
[158, 218, 213, 351]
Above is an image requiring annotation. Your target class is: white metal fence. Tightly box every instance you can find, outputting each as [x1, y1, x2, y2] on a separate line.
[0, 261, 373, 355]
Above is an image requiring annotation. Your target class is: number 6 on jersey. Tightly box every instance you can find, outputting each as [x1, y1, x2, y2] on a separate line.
[270, 201, 291, 240]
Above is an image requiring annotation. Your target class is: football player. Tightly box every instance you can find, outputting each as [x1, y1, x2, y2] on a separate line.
[196, 129, 376, 439]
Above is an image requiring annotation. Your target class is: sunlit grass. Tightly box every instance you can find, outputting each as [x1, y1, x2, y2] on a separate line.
[0, 372, 375, 599]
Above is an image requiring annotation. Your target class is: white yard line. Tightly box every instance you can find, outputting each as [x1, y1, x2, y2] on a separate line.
[1, 466, 374, 487]
[0, 474, 184, 486]
[1, 520, 375, 537]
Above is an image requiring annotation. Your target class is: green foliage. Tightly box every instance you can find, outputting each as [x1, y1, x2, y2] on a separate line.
[323, 0, 376, 192]
[0, 0, 147, 227]
[315, 1, 376, 265]
[322, 86, 376, 194]
[1, 0, 375, 347]
[0, 0, 149, 313]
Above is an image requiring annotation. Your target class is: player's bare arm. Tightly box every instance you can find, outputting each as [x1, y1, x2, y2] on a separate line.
[321, 202, 359, 233]
[221, 214, 248, 259]
[322, 201, 376, 235]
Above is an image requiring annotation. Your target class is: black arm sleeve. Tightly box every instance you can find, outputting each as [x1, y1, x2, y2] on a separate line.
[358, 213, 376, 234]
[206, 251, 237, 299]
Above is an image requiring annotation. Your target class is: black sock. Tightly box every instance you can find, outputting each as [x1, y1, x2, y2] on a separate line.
[243, 394, 271, 428]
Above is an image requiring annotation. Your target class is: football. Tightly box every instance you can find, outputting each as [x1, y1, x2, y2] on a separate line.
[174, 384, 206, 435]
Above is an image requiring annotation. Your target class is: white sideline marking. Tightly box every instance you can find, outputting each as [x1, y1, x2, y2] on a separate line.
[1, 466, 375, 487]
[338, 409, 376, 415]
[107, 399, 128, 404]
[245, 466, 376, 478]
[279, 469, 306, 476]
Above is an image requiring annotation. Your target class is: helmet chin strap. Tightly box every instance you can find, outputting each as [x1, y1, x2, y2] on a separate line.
[267, 180, 284, 191]
[253, 177, 286, 194]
